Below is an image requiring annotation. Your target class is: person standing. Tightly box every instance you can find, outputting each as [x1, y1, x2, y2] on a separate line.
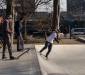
[64, 27, 68, 38]
[39, 29, 60, 60]
[2, 15, 15, 60]
[14, 17, 24, 51]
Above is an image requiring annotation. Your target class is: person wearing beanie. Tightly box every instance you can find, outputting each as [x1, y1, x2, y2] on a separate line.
[2, 15, 15, 60]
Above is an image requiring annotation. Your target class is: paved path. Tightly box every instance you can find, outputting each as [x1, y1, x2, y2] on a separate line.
[0, 44, 41, 75]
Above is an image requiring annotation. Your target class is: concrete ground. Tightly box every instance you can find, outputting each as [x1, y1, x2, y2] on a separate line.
[35, 45, 85, 75]
[0, 45, 41, 75]
[0, 38, 85, 75]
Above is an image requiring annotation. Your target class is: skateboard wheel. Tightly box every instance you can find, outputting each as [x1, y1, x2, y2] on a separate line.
[17, 58, 19, 60]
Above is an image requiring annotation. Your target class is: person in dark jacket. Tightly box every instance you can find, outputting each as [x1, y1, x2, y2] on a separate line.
[39, 29, 60, 60]
[2, 15, 15, 60]
[64, 27, 68, 38]
[14, 17, 24, 51]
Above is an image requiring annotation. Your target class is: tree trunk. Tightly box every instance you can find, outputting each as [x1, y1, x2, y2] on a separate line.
[6, 0, 12, 15]
[52, 0, 60, 31]
[6, 0, 15, 47]
[22, 18, 27, 40]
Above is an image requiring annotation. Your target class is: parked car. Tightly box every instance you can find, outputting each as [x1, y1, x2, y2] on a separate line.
[71, 28, 85, 35]
[33, 31, 45, 38]
[33, 30, 52, 38]
[27, 28, 39, 35]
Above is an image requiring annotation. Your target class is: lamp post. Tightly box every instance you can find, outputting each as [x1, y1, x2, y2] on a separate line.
[69, 25, 71, 39]
[75, 25, 76, 28]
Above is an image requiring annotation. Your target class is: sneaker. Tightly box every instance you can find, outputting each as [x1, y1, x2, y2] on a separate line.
[17, 49, 23, 52]
[45, 56, 48, 60]
[10, 56, 15, 60]
[2, 57, 7, 60]
[39, 51, 42, 55]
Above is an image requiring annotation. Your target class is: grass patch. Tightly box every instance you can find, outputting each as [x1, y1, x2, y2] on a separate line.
[13, 39, 45, 44]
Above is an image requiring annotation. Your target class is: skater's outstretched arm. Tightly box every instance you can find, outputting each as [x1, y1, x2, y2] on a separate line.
[54, 38, 59, 44]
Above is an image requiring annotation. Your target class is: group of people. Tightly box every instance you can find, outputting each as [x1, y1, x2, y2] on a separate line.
[2, 15, 24, 60]
[2, 14, 60, 60]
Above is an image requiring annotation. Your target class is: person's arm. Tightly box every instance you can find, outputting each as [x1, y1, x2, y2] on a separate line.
[6, 21, 12, 34]
[45, 31, 47, 40]
[54, 38, 59, 43]
[17, 22, 21, 36]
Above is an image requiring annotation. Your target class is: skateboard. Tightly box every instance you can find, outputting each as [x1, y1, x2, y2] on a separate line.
[18, 35, 24, 50]
[16, 48, 30, 60]
[37, 51, 49, 60]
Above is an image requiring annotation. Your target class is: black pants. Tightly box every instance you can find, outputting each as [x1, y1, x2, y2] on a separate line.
[2, 38, 12, 58]
[40, 41, 52, 57]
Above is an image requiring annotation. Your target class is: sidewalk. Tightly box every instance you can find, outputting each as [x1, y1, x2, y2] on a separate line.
[0, 44, 42, 75]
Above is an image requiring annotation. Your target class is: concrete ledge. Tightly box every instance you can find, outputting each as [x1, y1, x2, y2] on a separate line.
[77, 37, 85, 43]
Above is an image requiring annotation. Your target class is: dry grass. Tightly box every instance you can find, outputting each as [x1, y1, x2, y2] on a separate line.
[13, 38, 85, 44]
[0, 38, 84, 47]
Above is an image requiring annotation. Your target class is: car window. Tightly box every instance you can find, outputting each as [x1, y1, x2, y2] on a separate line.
[83, 29, 85, 32]
[74, 29, 83, 32]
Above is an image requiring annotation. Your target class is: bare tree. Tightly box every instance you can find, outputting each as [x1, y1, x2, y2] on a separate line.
[67, 0, 85, 21]
[15, 0, 52, 39]
[6, 0, 15, 46]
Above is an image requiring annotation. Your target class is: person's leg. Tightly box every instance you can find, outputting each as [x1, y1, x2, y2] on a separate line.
[17, 35, 20, 51]
[64, 33, 65, 37]
[19, 35, 24, 50]
[2, 39, 6, 59]
[45, 43, 52, 58]
[6, 38, 12, 58]
[66, 33, 67, 38]
[39, 41, 48, 53]
[6, 38, 15, 60]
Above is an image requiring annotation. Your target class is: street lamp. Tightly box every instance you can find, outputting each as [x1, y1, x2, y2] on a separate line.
[75, 25, 76, 28]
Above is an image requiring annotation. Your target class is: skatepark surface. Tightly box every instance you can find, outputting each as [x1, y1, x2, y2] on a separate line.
[0, 44, 85, 75]
[0, 44, 41, 75]
[35, 45, 85, 75]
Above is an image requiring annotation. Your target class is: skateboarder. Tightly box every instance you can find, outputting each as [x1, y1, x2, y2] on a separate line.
[39, 29, 60, 60]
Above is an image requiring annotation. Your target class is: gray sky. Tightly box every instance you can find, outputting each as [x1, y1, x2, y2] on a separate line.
[0, 0, 6, 8]
[36, 0, 67, 12]
[0, 0, 66, 12]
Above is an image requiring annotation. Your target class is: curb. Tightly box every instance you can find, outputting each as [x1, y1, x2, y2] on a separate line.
[77, 37, 85, 43]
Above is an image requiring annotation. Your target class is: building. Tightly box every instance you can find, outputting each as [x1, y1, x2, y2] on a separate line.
[67, 0, 85, 21]
[60, 12, 74, 21]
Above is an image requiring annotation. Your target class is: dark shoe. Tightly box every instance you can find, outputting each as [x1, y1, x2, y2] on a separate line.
[45, 56, 48, 60]
[10, 56, 15, 60]
[2, 57, 7, 60]
[39, 51, 42, 55]
[17, 49, 24, 52]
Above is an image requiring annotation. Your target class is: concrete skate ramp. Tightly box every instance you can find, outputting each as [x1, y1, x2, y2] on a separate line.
[35, 45, 85, 75]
